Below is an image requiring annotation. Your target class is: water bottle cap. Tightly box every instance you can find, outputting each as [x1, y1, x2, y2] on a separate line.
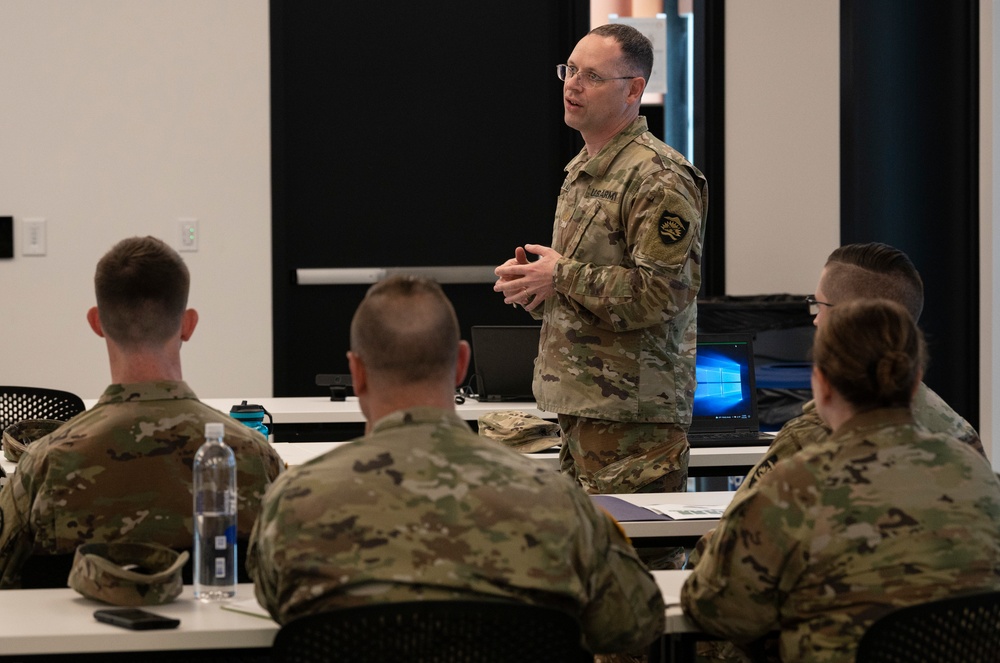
[205, 422, 225, 438]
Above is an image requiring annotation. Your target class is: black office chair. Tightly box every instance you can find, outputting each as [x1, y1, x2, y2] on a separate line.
[855, 590, 1000, 663]
[0, 385, 85, 430]
[270, 599, 594, 663]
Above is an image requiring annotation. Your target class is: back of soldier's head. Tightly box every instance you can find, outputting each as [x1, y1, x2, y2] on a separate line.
[814, 298, 927, 411]
[94, 236, 190, 349]
[823, 242, 924, 321]
[350, 276, 459, 384]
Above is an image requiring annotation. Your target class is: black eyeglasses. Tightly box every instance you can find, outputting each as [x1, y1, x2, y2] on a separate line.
[556, 64, 640, 88]
[805, 294, 834, 316]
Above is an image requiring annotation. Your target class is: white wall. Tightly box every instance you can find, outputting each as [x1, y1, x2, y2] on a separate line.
[0, 0, 272, 400]
[11, 1, 983, 454]
[724, 0, 840, 296]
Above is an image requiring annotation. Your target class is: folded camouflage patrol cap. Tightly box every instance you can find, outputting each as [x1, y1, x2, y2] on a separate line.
[68, 542, 189, 606]
[2, 419, 63, 463]
[478, 410, 561, 453]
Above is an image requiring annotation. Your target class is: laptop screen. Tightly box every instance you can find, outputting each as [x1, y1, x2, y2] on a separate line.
[470, 325, 540, 402]
[691, 333, 760, 433]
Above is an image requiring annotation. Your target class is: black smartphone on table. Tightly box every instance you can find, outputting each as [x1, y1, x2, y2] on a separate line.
[94, 608, 180, 630]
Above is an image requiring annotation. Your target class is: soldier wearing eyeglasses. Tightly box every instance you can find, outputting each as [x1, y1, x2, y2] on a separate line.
[493, 23, 708, 556]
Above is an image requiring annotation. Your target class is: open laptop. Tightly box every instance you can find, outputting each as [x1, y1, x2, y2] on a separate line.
[470, 325, 540, 402]
[688, 332, 775, 448]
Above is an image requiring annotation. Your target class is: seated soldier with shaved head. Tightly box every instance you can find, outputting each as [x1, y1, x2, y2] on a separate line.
[247, 275, 665, 657]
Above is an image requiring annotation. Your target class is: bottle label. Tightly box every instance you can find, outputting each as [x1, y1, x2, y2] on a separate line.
[215, 557, 227, 578]
[214, 534, 227, 551]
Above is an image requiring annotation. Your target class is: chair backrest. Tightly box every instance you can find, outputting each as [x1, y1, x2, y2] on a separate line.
[855, 590, 1000, 663]
[0, 386, 86, 430]
[270, 599, 593, 663]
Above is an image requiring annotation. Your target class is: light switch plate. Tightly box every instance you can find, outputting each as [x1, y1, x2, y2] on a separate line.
[22, 217, 46, 256]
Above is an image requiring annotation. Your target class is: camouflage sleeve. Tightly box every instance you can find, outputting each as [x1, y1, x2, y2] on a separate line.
[573, 492, 666, 653]
[680, 467, 809, 643]
[688, 405, 827, 569]
[913, 385, 986, 458]
[552, 174, 704, 331]
[743, 405, 828, 491]
[0, 449, 45, 587]
[246, 472, 287, 622]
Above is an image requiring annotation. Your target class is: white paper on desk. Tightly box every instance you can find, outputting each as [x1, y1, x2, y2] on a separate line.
[220, 597, 273, 619]
[645, 504, 726, 520]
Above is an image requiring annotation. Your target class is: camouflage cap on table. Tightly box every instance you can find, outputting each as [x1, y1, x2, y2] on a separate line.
[68, 542, 189, 606]
[478, 411, 561, 453]
[2, 419, 63, 463]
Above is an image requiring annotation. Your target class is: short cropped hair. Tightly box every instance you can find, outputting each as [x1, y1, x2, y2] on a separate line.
[813, 299, 927, 411]
[349, 276, 460, 383]
[823, 242, 924, 321]
[94, 236, 190, 348]
[589, 23, 653, 81]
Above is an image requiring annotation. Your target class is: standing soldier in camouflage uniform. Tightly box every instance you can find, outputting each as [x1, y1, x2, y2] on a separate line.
[0, 236, 283, 588]
[247, 276, 665, 657]
[681, 299, 1000, 663]
[493, 25, 708, 507]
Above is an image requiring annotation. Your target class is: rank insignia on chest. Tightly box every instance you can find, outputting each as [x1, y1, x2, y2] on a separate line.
[658, 212, 689, 244]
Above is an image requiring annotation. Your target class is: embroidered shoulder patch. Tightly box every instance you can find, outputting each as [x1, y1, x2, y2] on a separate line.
[658, 211, 689, 245]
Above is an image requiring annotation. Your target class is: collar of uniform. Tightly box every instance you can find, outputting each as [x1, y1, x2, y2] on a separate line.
[369, 406, 470, 436]
[574, 115, 649, 180]
[97, 380, 199, 405]
[828, 407, 915, 445]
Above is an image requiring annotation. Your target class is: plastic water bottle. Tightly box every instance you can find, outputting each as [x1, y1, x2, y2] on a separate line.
[193, 422, 237, 601]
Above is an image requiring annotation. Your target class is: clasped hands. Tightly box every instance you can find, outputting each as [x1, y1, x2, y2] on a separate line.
[493, 244, 560, 313]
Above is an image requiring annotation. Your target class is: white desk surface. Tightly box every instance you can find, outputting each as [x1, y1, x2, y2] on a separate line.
[1, 437, 766, 482]
[65, 395, 769, 472]
[653, 569, 698, 634]
[82, 396, 549, 425]
[0, 583, 277, 655]
[268, 441, 767, 472]
[0, 575, 699, 656]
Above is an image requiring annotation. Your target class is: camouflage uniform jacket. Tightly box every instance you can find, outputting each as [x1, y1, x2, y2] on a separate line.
[743, 382, 985, 492]
[0, 381, 284, 588]
[533, 116, 708, 424]
[681, 408, 1000, 663]
[246, 407, 665, 654]
[689, 385, 987, 568]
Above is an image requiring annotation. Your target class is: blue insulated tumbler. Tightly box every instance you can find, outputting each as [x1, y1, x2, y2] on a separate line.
[229, 400, 273, 437]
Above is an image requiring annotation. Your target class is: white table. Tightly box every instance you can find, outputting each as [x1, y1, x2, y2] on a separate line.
[42, 396, 768, 480]
[651, 569, 708, 662]
[0, 583, 276, 656]
[0, 577, 704, 658]
[81, 396, 550, 426]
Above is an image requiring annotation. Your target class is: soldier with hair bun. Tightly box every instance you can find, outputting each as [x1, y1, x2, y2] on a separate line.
[681, 299, 1000, 663]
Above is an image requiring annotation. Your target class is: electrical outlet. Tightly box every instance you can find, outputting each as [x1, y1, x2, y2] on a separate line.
[179, 218, 198, 252]
[22, 217, 46, 256]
